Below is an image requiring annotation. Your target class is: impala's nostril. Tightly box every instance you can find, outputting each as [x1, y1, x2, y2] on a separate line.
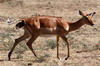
[94, 12, 96, 14]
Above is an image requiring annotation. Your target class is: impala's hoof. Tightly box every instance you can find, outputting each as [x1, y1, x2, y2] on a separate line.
[8, 58, 10, 61]
[8, 56, 11, 61]
[65, 56, 69, 60]
[57, 57, 60, 60]
[8, 53, 11, 61]
[34, 54, 38, 57]
[65, 57, 68, 60]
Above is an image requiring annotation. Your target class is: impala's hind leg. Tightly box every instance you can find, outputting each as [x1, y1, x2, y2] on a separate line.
[8, 29, 30, 61]
[26, 35, 38, 58]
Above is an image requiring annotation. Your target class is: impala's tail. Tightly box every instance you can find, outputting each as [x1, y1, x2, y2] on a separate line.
[16, 20, 25, 29]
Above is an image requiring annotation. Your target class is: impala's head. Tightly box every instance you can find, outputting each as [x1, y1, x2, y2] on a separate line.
[79, 11, 96, 26]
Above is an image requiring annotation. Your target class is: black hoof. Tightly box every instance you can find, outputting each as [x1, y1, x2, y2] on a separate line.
[8, 52, 11, 61]
[65, 56, 69, 60]
[8, 58, 11, 61]
[57, 57, 60, 60]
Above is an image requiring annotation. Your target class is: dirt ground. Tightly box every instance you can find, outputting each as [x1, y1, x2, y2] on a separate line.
[0, 0, 100, 66]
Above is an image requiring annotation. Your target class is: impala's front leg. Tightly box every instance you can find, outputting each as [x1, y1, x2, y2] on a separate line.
[65, 39, 70, 60]
[57, 36, 60, 60]
[60, 35, 70, 60]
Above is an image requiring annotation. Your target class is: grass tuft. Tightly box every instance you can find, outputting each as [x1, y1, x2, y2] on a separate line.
[46, 40, 57, 49]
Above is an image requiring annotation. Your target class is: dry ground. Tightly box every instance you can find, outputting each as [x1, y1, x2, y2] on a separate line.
[0, 0, 100, 66]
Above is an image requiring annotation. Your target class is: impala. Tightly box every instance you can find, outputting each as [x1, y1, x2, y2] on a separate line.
[8, 11, 96, 60]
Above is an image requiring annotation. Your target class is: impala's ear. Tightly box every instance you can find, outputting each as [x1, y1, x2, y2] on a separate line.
[87, 12, 96, 17]
[79, 11, 84, 16]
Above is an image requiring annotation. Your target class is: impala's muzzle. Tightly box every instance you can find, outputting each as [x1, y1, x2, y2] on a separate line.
[91, 23, 94, 26]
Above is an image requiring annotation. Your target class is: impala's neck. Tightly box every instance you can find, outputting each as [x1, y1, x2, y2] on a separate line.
[69, 18, 86, 31]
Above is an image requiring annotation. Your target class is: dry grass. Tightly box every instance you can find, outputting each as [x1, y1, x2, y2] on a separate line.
[0, 0, 100, 66]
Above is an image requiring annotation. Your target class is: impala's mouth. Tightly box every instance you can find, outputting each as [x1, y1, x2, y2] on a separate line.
[91, 24, 94, 26]
[89, 22, 94, 26]
[90, 21, 95, 26]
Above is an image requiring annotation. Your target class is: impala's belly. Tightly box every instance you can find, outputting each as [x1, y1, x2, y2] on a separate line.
[40, 27, 57, 36]
[39, 27, 67, 36]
